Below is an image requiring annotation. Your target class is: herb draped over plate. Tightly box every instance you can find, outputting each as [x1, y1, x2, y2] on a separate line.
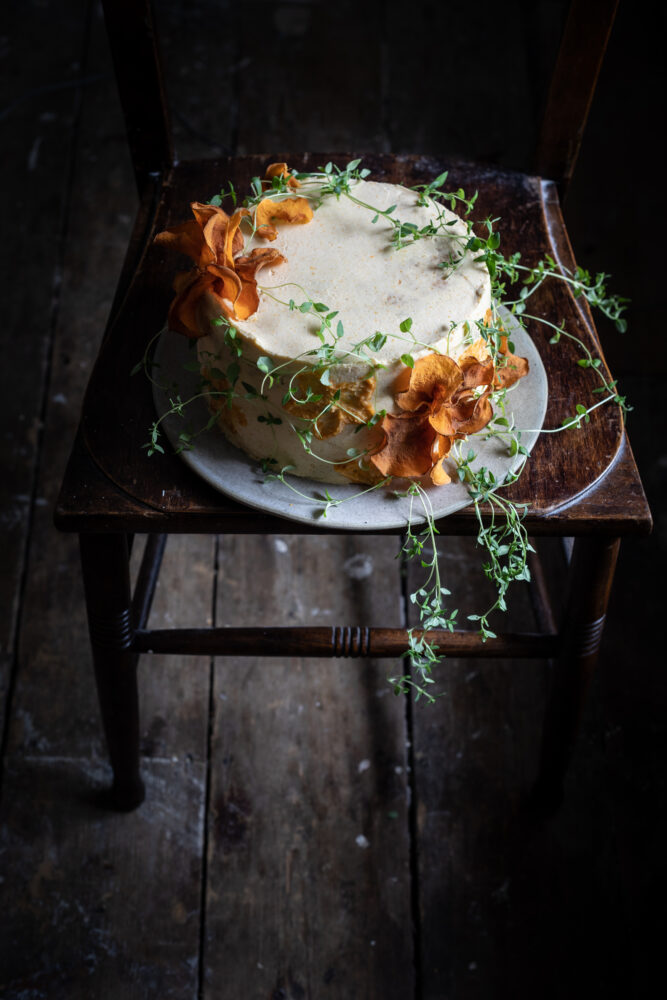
[135, 159, 629, 703]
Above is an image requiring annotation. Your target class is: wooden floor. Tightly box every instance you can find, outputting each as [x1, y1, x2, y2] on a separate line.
[1, 2, 665, 997]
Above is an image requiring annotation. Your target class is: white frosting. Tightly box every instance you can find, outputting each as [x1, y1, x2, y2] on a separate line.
[196, 180, 491, 483]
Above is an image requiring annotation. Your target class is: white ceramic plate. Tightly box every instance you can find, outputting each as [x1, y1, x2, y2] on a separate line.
[153, 306, 548, 528]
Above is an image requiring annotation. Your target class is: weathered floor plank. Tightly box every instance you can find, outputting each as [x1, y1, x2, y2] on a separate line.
[0, 6, 213, 996]
[0, 533, 214, 998]
[0, 0, 88, 748]
[407, 534, 635, 999]
[0, 757, 204, 1000]
[2, 0, 662, 996]
[406, 535, 544, 997]
[203, 533, 414, 999]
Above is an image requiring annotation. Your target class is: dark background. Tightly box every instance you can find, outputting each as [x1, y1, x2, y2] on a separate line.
[1, 1, 665, 997]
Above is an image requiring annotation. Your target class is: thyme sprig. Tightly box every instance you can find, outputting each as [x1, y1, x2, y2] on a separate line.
[141, 158, 630, 701]
[390, 483, 457, 703]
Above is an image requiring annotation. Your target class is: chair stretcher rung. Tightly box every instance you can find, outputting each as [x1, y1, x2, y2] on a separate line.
[132, 626, 559, 659]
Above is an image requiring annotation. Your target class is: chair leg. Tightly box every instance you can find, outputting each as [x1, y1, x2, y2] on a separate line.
[80, 532, 145, 810]
[530, 535, 620, 815]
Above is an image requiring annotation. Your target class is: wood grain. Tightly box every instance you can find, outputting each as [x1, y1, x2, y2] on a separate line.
[0, 757, 205, 1000]
[101, 0, 173, 192]
[203, 533, 414, 999]
[0, 8, 211, 995]
[1, 0, 660, 997]
[0, 0, 88, 748]
[405, 535, 545, 997]
[61, 152, 650, 538]
[535, 0, 619, 192]
[133, 625, 558, 658]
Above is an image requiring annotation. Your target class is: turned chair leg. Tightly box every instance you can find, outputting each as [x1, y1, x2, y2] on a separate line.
[530, 535, 620, 815]
[80, 532, 145, 810]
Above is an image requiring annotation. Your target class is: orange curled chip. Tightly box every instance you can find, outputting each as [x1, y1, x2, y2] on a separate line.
[370, 412, 437, 479]
[155, 176, 315, 334]
[371, 336, 528, 486]
[234, 247, 287, 319]
[255, 197, 314, 241]
[283, 372, 376, 440]
[459, 355, 494, 391]
[430, 434, 453, 486]
[167, 264, 241, 338]
[493, 346, 530, 389]
[397, 354, 462, 412]
[263, 162, 301, 190]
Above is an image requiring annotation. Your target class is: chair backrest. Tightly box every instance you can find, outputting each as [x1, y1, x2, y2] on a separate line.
[102, 0, 618, 198]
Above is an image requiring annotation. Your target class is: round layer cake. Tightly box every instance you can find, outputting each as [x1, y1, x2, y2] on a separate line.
[195, 179, 491, 483]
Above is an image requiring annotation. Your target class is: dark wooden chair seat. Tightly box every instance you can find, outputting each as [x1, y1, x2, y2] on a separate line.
[54, 2, 651, 812]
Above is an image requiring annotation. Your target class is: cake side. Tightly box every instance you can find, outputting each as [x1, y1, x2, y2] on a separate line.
[195, 180, 493, 484]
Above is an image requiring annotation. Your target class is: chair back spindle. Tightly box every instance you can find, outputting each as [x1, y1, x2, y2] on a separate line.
[101, 0, 617, 195]
[535, 0, 619, 197]
[101, 0, 173, 194]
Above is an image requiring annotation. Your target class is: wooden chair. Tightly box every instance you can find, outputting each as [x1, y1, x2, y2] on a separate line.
[54, 0, 651, 811]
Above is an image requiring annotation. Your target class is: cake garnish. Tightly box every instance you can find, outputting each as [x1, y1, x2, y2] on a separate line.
[254, 195, 314, 241]
[283, 372, 376, 439]
[369, 351, 503, 485]
[155, 164, 314, 333]
[262, 162, 302, 190]
[140, 159, 630, 702]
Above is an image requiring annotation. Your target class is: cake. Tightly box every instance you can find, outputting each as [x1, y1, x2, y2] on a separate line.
[155, 164, 528, 486]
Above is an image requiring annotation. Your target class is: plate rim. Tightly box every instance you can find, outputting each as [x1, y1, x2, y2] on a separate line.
[152, 305, 548, 529]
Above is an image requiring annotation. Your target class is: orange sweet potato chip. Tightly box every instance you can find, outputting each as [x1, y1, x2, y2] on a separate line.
[154, 219, 213, 266]
[459, 336, 491, 364]
[223, 208, 251, 267]
[427, 398, 456, 437]
[430, 434, 453, 485]
[493, 350, 530, 389]
[430, 460, 452, 486]
[373, 336, 523, 486]
[283, 372, 376, 440]
[233, 247, 287, 320]
[397, 354, 463, 412]
[255, 197, 314, 240]
[234, 247, 287, 281]
[338, 454, 388, 486]
[187, 203, 246, 265]
[167, 264, 243, 337]
[370, 412, 436, 479]
[155, 182, 314, 332]
[459, 355, 494, 391]
[448, 388, 494, 436]
[155, 203, 246, 269]
[263, 162, 301, 190]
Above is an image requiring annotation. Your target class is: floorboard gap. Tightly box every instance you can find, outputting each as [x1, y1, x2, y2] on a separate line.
[0, 0, 94, 804]
[400, 533, 423, 1000]
[197, 535, 220, 1000]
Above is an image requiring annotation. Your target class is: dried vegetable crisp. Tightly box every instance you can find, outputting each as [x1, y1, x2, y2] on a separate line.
[142, 158, 628, 701]
[155, 163, 531, 488]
